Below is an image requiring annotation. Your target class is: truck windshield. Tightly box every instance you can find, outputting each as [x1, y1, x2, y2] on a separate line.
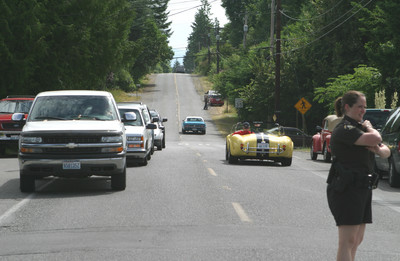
[29, 96, 118, 121]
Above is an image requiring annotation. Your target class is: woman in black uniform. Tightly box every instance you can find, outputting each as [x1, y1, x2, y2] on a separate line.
[327, 91, 390, 261]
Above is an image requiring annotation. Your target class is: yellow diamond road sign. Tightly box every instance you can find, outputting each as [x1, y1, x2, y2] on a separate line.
[295, 97, 311, 115]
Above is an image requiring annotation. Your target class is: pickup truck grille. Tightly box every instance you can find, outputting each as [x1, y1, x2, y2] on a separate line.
[1, 122, 25, 130]
[43, 136, 102, 144]
[43, 147, 101, 154]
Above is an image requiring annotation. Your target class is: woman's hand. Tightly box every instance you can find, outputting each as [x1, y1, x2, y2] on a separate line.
[361, 120, 374, 132]
[367, 143, 391, 159]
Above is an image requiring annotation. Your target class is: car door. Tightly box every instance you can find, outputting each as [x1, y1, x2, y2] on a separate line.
[141, 108, 154, 151]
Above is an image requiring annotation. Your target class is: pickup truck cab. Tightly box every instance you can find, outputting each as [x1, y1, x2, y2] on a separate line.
[310, 115, 342, 162]
[13, 90, 132, 192]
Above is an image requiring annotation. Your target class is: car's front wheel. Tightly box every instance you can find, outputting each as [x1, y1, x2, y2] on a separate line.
[20, 172, 35, 193]
[310, 143, 317, 160]
[280, 157, 292, 166]
[162, 136, 166, 148]
[111, 167, 126, 191]
[227, 147, 238, 164]
[323, 143, 331, 163]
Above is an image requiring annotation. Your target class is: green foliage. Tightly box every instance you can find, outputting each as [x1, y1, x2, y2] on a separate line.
[113, 69, 136, 92]
[314, 65, 382, 112]
[0, 0, 173, 97]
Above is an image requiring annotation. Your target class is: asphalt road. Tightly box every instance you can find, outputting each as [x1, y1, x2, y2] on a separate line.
[0, 73, 399, 260]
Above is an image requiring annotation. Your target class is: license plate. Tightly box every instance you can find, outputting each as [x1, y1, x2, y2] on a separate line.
[63, 160, 81, 170]
[192, 128, 197, 131]
[257, 142, 269, 149]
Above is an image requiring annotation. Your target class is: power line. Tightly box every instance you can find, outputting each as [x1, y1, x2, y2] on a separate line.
[280, 0, 374, 56]
[280, 0, 346, 22]
[168, 0, 218, 17]
[280, 0, 370, 42]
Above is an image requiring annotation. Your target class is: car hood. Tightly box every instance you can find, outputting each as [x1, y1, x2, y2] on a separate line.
[23, 120, 123, 133]
[124, 125, 146, 134]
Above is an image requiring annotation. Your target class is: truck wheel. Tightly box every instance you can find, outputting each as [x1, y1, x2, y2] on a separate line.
[162, 136, 166, 148]
[0, 146, 5, 156]
[310, 143, 317, 160]
[140, 156, 148, 166]
[323, 144, 331, 163]
[111, 167, 126, 191]
[388, 159, 400, 188]
[20, 172, 35, 193]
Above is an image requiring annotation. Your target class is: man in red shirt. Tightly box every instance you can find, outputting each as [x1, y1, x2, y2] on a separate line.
[233, 122, 254, 135]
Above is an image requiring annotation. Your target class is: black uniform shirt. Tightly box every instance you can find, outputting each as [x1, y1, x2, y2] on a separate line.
[330, 115, 374, 174]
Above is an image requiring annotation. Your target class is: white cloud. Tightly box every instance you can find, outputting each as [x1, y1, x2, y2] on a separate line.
[167, 0, 228, 65]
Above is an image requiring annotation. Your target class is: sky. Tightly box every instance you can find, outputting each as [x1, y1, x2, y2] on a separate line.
[167, 0, 229, 66]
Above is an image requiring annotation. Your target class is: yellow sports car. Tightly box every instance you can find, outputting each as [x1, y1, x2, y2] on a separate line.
[225, 122, 293, 166]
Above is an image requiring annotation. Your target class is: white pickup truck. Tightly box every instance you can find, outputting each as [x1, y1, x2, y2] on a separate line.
[12, 90, 134, 192]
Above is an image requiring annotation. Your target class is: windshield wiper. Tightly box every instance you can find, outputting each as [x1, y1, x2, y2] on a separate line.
[34, 116, 68, 120]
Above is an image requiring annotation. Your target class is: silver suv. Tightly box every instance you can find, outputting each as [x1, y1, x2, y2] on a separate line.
[13, 90, 131, 192]
[118, 102, 156, 166]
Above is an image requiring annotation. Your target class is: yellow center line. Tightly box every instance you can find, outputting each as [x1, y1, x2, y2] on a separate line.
[232, 202, 252, 223]
[207, 167, 217, 176]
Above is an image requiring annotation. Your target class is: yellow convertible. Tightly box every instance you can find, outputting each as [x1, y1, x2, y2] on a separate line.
[225, 122, 293, 166]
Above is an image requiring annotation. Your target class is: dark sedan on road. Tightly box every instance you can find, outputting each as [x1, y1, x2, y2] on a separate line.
[267, 126, 312, 147]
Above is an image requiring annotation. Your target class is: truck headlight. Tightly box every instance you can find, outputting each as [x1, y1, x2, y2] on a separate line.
[21, 136, 42, 143]
[101, 136, 122, 143]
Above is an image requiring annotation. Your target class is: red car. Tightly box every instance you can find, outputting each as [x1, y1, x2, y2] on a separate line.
[206, 90, 224, 106]
[310, 115, 342, 162]
[0, 95, 35, 155]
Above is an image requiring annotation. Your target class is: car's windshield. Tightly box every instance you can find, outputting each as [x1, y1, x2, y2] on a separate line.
[119, 108, 143, 126]
[233, 122, 269, 133]
[0, 100, 33, 114]
[29, 96, 118, 121]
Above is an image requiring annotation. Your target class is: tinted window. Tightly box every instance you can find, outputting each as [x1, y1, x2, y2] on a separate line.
[363, 110, 392, 130]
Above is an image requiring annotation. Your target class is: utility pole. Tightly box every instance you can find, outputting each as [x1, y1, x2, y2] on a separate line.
[243, 11, 248, 49]
[270, 0, 275, 55]
[274, 0, 281, 123]
[216, 26, 220, 74]
[207, 33, 211, 66]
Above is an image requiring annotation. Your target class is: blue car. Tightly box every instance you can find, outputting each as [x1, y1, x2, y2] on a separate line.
[182, 116, 206, 134]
